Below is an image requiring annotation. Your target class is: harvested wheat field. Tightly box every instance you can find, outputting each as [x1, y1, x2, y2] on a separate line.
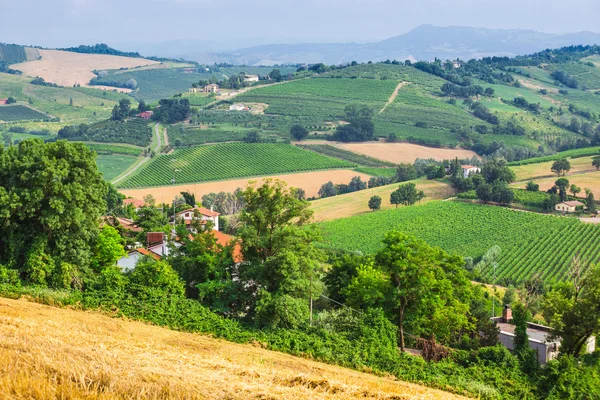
[0, 298, 466, 400]
[335, 143, 477, 164]
[12, 49, 159, 87]
[511, 156, 597, 181]
[120, 169, 372, 201]
[311, 178, 453, 221]
[512, 170, 600, 198]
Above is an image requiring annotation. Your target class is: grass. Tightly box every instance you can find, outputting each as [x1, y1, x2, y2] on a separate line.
[320, 200, 600, 283]
[355, 167, 397, 178]
[169, 123, 283, 145]
[511, 156, 598, 181]
[0, 297, 462, 400]
[0, 104, 51, 121]
[514, 170, 600, 198]
[117, 143, 355, 188]
[96, 154, 139, 181]
[508, 147, 600, 166]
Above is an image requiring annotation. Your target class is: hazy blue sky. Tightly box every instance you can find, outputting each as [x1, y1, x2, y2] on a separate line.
[1, 0, 599, 48]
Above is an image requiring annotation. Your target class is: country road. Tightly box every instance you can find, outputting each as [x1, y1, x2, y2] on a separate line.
[111, 123, 161, 184]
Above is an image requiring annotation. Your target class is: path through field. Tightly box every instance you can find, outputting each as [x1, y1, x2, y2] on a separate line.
[379, 81, 406, 114]
[0, 298, 464, 399]
[111, 123, 161, 184]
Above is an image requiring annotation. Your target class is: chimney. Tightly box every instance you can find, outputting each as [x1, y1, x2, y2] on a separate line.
[210, 205, 214, 212]
[503, 305, 512, 323]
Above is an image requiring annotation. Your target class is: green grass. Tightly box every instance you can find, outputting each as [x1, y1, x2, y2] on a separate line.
[297, 144, 395, 167]
[181, 92, 215, 107]
[355, 167, 397, 178]
[117, 143, 355, 188]
[546, 62, 600, 91]
[96, 154, 138, 182]
[508, 146, 600, 165]
[169, 123, 284, 145]
[320, 201, 599, 284]
[83, 143, 143, 156]
[0, 105, 50, 121]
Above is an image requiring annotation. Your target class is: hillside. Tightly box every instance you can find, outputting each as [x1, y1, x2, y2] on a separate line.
[0, 297, 465, 399]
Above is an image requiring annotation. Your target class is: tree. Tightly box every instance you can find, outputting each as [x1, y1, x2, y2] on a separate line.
[268, 69, 282, 82]
[586, 189, 596, 213]
[555, 178, 570, 202]
[69, 97, 73, 106]
[6, 97, 16, 104]
[526, 181, 539, 192]
[476, 183, 493, 203]
[318, 181, 337, 198]
[392, 183, 425, 206]
[91, 226, 126, 272]
[0, 140, 107, 285]
[484, 87, 495, 97]
[491, 181, 514, 205]
[390, 190, 401, 208]
[290, 124, 308, 141]
[593, 156, 600, 170]
[236, 179, 325, 328]
[348, 176, 366, 192]
[332, 104, 374, 142]
[137, 100, 149, 112]
[481, 159, 515, 183]
[368, 195, 382, 211]
[543, 193, 560, 211]
[143, 194, 156, 206]
[551, 158, 571, 176]
[395, 163, 417, 182]
[570, 184, 581, 198]
[243, 130, 261, 143]
[512, 302, 539, 373]
[180, 191, 196, 207]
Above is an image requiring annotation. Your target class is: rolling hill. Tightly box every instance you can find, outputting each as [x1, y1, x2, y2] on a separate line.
[0, 297, 465, 399]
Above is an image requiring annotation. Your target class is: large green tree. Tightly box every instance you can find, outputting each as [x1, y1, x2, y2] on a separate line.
[0, 139, 107, 285]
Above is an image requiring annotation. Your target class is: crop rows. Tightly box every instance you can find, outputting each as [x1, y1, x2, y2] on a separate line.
[508, 146, 600, 166]
[298, 144, 395, 167]
[320, 201, 597, 283]
[0, 105, 50, 122]
[83, 143, 143, 156]
[117, 143, 355, 188]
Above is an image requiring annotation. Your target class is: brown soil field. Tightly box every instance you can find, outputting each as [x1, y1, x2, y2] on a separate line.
[0, 297, 465, 400]
[335, 142, 478, 164]
[120, 170, 372, 201]
[12, 49, 159, 87]
[311, 178, 454, 221]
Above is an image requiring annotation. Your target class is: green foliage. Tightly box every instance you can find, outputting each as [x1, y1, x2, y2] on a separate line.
[117, 143, 353, 188]
[368, 195, 382, 211]
[0, 43, 27, 63]
[0, 139, 107, 284]
[508, 147, 600, 166]
[91, 226, 126, 272]
[332, 104, 375, 142]
[58, 118, 153, 147]
[0, 105, 51, 122]
[321, 201, 600, 284]
[551, 158, 571, 176]
[290, 124, 308, 141]
[390, 182, 425, 206]
[128, 259, 185, 298]
[83, 143, 143, 156]
[537, 355, 600, 399]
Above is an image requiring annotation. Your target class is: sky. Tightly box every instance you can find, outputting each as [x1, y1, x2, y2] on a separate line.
[1, 0, 599, 50]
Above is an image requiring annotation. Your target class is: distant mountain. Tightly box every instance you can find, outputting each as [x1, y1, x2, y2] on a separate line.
[158, 25, 600, 66]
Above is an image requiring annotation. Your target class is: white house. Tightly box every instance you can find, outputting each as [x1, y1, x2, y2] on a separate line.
[493, 305, 595, 365]
[461, 165, 481, 178]
[555, 200, 584, 213]
[229, 103, 247, 111]
[243, 74, 259, 83]
[176, 206, 220, 231]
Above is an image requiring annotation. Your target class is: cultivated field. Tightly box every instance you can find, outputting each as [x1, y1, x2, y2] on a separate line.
[514, 170, 600, 198]
[120, 169, 372, 200]
[320, 201, 600, 284]
[0, 298, 463, 400]
[0, 104, 50, 121]
[12, 49, 159, 87]
[511, 156, 598, 181]
[117, 143, 355, 188]
[311, 178, 453, 221]
[335, 142, 478, 164]
[96, 154, 139, 182]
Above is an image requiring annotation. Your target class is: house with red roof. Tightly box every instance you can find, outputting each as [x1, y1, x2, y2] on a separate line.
[176, 206, 220, 231]
[123, 198, 146, 211]
[138, 111, 154, 120]
[461, 165, 481, 178]
[0, 99, 8, 105]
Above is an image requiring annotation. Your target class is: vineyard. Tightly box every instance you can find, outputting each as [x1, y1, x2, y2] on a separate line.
[298, 144, 395, 167]
[82, 143, 143, 156]
[0, 105, 51, 122]
[169, 124, 283, 146]
[0, 43, 27, 63]
[60, 119, 153, 146]
[355, 167, 397, 178]
[117, 143, 355, 188]
[96, 154, 138, 182]
[546, 62, 600, 91]
[319, 201, 598, 284]
[508, 146, 600, 166]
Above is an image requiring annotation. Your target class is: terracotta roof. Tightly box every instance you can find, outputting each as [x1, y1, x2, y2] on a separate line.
[196, 207, 220, 217]
[137, 248, 161, 260]
[116, 217, 142, 232]
[561, 201, 584, 207]
[211, 230, 243, 263]
[123, 198, 146, 208]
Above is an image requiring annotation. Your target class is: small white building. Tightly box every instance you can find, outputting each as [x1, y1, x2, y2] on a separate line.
[229, 103, 247, 111]
[461, 165, 481, 178]
[243, 74, 259, 83]
[203, 83, 219, 93]
[555, 200, 584, 213]
[176, 206, 220, 231]
[493, 305, 595, 365]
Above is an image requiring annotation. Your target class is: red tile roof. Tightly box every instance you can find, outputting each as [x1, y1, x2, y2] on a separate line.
[211, 230, 243, 263]
[123, 198, 146, 208]
[116, 217, 142, 232]
[137, 248, 161, 260]
[196, 207, 220, 217]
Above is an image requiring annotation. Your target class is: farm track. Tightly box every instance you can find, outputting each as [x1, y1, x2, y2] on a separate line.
[111, 123, 161, 184]
[378, 81, 406, 114]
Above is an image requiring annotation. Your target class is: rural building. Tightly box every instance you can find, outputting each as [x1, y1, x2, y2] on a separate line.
[182, 68, 196, 73]
[229, 103, 248, 111]
[176, 206, 220, 231]
[117, 248, 160, 271]
[0, 98, 8, 105]
[123, 198, 147, 211]
[138, 111, 153, 120]
[452, 60, 463, 69]
[492, 305, 595, 365]
[461, 165, 481, 178]
[243, 74, 259, 83]
[212, 230, 243, 263]
[203, 84, 219, 93]
[188, 87, 201, 93]
[555, 200, 584, 213]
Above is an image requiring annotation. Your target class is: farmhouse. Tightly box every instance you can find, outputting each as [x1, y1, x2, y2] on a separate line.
[123, 198, 147, 211]
[138, 111, 153, 120]
[203, 83, 219, 93]
[182, 68, 196, 73]
[493, 305, 595, 365]
[461, 165, 480, 178]
[229, 103, 248, 111]
[176, 206, 220, 231]
[555, 200, 584, 213]
[188, 87, 201, 93]
[0, 98, 8, 105]
[243, 74, 259, 83]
